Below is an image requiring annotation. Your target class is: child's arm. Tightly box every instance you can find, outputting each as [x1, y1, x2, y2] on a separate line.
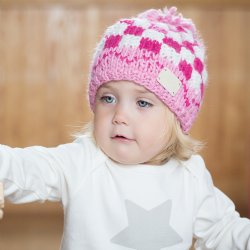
[193, 161, 250, 249]
[0, 182, 4, 219]
[194, 187, 250, 249]
[0, 141, 89, 206]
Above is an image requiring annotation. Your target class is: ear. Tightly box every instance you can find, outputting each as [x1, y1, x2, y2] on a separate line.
[0, 182, 4, 220]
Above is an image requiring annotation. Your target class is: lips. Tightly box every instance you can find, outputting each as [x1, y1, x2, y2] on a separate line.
[111, 134, 134, 142]
[114, 135, 127, 139]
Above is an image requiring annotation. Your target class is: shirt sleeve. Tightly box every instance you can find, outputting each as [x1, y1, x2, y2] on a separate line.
[193, 158, 250, 249]
[0, 137, 96, 206]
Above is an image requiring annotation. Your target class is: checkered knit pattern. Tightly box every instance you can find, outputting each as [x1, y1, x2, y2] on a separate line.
[88, 7, 207, 133]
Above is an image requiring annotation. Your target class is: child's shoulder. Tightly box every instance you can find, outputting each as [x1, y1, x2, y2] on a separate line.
[72, 134, 107, 163]
[180, 154, 208, 180]
[73, 134, 97, 150]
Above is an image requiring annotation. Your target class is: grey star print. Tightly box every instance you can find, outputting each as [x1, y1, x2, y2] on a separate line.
[110, 200, 182, 250]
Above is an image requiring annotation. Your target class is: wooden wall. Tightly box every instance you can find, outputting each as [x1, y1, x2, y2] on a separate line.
[0, 1, 249, 217]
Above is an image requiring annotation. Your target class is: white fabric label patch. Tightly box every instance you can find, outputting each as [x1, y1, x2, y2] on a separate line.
[157, 69, 182, 96]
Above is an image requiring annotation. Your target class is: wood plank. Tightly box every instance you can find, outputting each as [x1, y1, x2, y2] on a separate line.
[0, 214, 63, 250]
[0, 0, 250, 8]
[191, 9, 250, 217]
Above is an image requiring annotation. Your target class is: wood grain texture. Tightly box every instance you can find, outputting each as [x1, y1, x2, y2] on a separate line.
[0, 214, 63, 250]
[0, 5, 249, 218]
[0, 0, 250, 8]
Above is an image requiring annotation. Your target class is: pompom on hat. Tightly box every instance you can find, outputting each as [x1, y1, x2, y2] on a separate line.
[88, 7, 207, 133]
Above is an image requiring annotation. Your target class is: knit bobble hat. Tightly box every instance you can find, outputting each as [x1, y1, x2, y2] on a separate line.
[88, 7, 207, 133]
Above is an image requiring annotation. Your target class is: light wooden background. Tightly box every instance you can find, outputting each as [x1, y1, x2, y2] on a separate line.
[0, 0, 249, 220]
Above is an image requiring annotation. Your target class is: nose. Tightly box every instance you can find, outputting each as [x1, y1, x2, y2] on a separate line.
[112, 104, 129, 125]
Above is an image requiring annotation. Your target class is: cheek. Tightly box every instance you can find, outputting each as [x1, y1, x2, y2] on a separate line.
[94, 108, 107, 127]
[136, 121, 166, 148]
[94, 111, 112, 142]
[93, 113, 105, 142]
[140, 113, 171, 145]
[94, 106, 112, 123]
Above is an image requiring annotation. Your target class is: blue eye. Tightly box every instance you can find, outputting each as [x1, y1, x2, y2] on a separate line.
[100, 95, 116, 104]
[137, 100, 152, 108]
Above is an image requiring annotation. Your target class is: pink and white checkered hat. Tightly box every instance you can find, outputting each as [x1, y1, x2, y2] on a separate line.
[88, 7, 207, 133]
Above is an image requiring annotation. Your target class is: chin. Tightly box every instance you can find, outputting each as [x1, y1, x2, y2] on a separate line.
[102, 147, 147, 165]
[110, 154, 146, 165]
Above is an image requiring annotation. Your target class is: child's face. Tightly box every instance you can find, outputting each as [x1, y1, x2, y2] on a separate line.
[93, 81, 174, 165]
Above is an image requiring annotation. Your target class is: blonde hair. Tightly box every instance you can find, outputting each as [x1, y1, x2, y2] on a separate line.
[146, 117, 203, 165]
[74, 116, 203, 165]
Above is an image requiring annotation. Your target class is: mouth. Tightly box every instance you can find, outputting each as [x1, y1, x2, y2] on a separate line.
[111, 135, 134, 142]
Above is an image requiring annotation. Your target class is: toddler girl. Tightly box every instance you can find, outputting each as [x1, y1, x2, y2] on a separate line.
[0, 6, 250, 250]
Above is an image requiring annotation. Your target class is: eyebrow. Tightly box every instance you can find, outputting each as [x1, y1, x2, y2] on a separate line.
[99, 85, 113, 91]
[100, 85, 153, 95]
[134, 88, 151, 94]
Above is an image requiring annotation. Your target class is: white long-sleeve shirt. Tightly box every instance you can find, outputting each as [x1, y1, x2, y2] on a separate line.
[0, 135, 249, 250]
